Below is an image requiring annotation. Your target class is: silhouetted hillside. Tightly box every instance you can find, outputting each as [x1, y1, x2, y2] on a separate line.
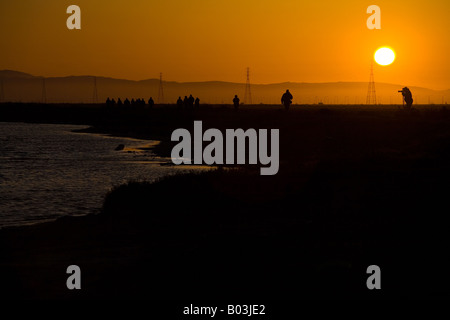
[0, 70, 449, 104]
[0, 70, 35, 79]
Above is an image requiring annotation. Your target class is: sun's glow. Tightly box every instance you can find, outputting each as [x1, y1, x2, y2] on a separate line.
[374, 47, 396, 66]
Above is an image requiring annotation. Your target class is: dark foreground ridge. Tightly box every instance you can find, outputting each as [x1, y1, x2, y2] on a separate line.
[1, 103, 450, 299]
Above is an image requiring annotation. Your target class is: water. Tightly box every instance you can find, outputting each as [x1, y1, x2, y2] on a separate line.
[0, 122, 202, 228]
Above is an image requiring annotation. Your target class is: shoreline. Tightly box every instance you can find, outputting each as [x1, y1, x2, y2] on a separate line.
[0, 119, 217, 230]
[72, 125, 171, 157]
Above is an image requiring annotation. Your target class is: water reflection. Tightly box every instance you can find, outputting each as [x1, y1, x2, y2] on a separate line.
[0, 122, 210, 228]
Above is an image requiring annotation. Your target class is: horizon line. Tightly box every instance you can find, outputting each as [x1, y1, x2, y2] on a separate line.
[0, 69, 448, 92]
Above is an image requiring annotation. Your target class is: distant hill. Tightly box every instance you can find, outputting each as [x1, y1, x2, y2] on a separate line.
[0, 70, 35, 79]
[0, 70, 448, 104]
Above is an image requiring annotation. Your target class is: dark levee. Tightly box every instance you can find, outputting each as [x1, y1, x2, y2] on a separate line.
[1, 103, 450, 299]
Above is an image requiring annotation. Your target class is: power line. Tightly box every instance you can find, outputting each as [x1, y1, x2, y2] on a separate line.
[244, 67, 252, 105]
[157, 72, 164, 104]
[366, 62, 377, 105]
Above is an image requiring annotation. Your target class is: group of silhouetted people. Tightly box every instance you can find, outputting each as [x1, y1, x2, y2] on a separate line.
[106, 97, 154, 108]
[176, 95, 200, 109]
[105, 90, 294, 111]
[105, 87, 414, 111]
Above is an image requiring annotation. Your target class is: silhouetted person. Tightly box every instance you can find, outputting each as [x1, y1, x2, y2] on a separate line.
[141, 98, 146, 106]
[124, 98, 130, 106]
[233, 95, 240, 110]
[111, 98, 116, 105]
[106, 97, 111, 107]
[183, 96, 189, 108]
[398, 87, 413, 109]
[148, 97, 154, 108]
[195, 97, 200, 108]
[177, 96, 183, 109]
[117, 98, 123, 106]
[281, 89, 293, 110]
[188, 95, 195, 108]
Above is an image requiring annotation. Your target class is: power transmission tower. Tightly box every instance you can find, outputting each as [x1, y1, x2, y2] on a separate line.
[0, 80, 4, 103]
[366, 62, 377, 105]
[157, 72, 164, 104]
[244, 67, 252, 105]
[41, 78, 47, 103]
[93, 76, 99, 103]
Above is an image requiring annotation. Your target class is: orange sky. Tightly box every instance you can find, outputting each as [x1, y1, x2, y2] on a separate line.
[0, 0, 449, 90]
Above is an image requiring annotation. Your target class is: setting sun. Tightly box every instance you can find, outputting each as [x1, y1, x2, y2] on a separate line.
[374, 47, 396, 66]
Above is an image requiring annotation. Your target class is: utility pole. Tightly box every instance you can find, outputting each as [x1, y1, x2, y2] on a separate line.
[366, 62, 377, 105]
[244, 67, 252, 105]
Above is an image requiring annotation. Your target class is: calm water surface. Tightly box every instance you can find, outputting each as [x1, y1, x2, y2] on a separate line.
[0, 122, 202, 228]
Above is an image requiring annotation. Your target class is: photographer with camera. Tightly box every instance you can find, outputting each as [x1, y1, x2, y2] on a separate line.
[398, 87, 413, 109]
